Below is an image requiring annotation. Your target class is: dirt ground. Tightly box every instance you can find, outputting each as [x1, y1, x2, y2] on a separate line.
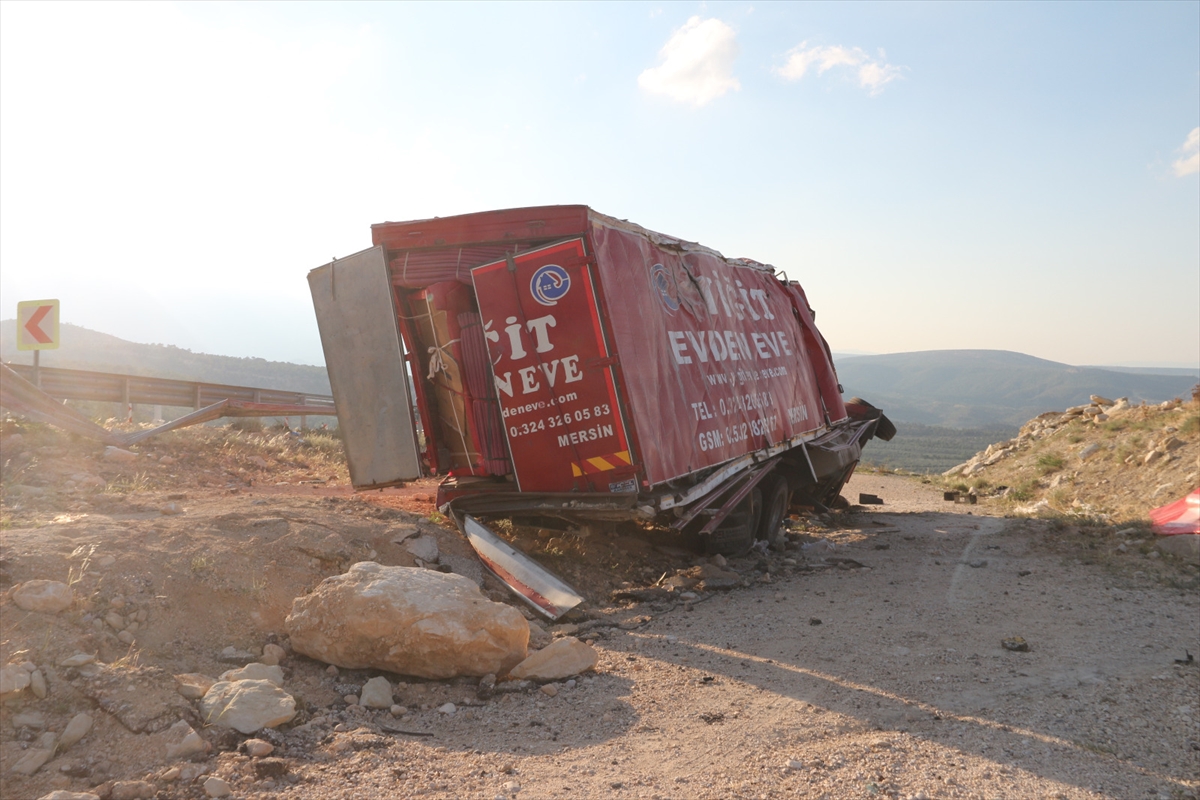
[1, 423, 1198, 800]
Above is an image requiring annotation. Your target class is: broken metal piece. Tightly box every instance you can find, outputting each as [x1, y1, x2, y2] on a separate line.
[460, 515, 584, 620]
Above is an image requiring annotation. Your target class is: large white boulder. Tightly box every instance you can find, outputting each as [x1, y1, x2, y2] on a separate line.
[200, 680, 295, 734]
[285, 562, 528, 679]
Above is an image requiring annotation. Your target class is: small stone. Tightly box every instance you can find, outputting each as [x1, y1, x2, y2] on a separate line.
[111, 782, 156, 800]
[359, 676, 394, 709]
[96, 555, 116, 568]
[1145, 450, 1164, 465]
[325, 665, 339, 677]
[59, 653, 95, 668]
[502, 781, 521, 794]
[160, 503, 183, 516]
[540, 683, 559, 697]
[1002, 637, 1031, 652]
[11, 748, 55, 780]
[37, 792, 102, 800]
[1090, 394, 1114, 406]
[260, 643, 286, 666]
[968, 560, 987, 569]
[105, 611, 126, 630]
[13, 710, 47, 728]
[437, 702, 457, 714]
[0, 664, 31, 697]
[103, 446, 139, 463]
[508, 637, 598, 682]
[29, 669, 47, 698]
[12, 580, 74, 613]
[404, 535, 440, 563]
[217, 646, 257, 665]
[117, 630, 135, 644]
[175, 673, 216, 699]
[161, 767, 181, 782]
[809, 618, 822, 626]
[787, 758, 805, 770]
[343, 694, 359, 705]
[390, 704, 406, 716]
[202, 776, 232, 798]
[12, 747, 54, 776]
[1079, 443, 1101, 461]
[220, 663, 284, 687]
[244, 738, 274, 758]
[59, 713, 94, 750]
[163, 720, 210, 760]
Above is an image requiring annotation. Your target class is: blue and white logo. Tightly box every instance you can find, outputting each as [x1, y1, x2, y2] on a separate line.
[649, 263, 679, 315]
[530, 264, 571, 306]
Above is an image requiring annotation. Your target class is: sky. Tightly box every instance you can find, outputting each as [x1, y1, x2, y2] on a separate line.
[1, 1, 1197, 369]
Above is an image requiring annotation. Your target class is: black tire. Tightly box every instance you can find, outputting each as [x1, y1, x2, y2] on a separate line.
[700, 486, 760, 557]
[756, 473, 790, 550]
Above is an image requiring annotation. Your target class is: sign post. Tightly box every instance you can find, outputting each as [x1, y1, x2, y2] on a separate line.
[16, 299, 60, 388]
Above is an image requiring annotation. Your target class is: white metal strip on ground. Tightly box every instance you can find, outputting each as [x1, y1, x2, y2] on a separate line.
[462, 515, 584, 620]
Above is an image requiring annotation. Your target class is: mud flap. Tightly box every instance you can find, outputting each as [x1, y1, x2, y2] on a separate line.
[459, 515, 584, 620]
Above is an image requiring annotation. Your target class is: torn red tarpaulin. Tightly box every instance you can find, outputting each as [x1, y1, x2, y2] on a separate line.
[1150, 489, 1200, 535]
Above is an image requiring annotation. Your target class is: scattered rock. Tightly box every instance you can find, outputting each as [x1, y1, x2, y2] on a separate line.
[1002, 637, 1031, 652]
[508, 636, 597, 681]
[109, 781, 154, 800]
[37, 792, 101, 800]
[217, 646, 257, 665]
[175, 673, 216, 700]
[202, 776, 232, 798]
[540, 683, 559, 697]
[437, 702, 457, 714]
[200, 680, 296, 734]
[12, 580, 74, 613]
[159, 503, 183, 516]
[244, 738, 274, 758]
[1079, 443, 1101, 461]
[103, 446, 139, 463]
[1090, 394, 1114, 406]
[359, 676, 394, 709]
[163, 720, 210, 760]
[59, 713, 94, 750]
[968, 559, 988, 568]
[220, 663, 284, 687]
[251, 758, 289, 779]
[11, 744, 54, 775]
[0, 664, 31, 698]
[29, 669, 47, 698]
[13, 710, 47, 729]
[260, 643, 287, 666]
[285, 562, 528, 679]
[59, 653, 95, 668]
[404, 535, 439, 564]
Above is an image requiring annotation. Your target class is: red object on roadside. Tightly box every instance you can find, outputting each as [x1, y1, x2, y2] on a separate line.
[1150, 489, 1200, 535]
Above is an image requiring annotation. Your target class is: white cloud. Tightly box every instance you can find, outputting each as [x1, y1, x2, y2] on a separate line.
[1173, 127, 1199, 177]
[775, 42, 904, 95]
[638, 16, 740, 108]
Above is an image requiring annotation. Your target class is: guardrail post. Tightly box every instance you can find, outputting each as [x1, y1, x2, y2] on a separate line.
[193, 384, 202, 411]
[300, 396, 307, 431]
[122, 378, 133, 422]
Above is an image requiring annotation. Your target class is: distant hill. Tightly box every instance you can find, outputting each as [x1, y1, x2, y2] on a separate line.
[1, 320, 331, 395]
[836, 349, 1197, 428]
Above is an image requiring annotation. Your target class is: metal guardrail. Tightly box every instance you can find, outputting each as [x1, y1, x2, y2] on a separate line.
[3, 363, 335, 414]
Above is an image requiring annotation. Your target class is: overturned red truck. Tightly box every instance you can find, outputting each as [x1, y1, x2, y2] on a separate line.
[309, 206, 893, 557]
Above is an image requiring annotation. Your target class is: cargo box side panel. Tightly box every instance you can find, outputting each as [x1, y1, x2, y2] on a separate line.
[308, 247, 422, 487]
[471, 238, 635, 493]
[589, 224, 826, 487]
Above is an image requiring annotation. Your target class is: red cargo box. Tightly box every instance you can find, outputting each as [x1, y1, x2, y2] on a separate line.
[362, 206, 848, 495]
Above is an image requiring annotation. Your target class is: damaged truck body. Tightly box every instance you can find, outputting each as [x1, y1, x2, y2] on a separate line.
[309, 206, 893, 565]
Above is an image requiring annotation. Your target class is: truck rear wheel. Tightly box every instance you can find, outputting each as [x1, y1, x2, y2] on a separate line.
[757, 474, 790, 550]
[698, 487, 760, 557]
